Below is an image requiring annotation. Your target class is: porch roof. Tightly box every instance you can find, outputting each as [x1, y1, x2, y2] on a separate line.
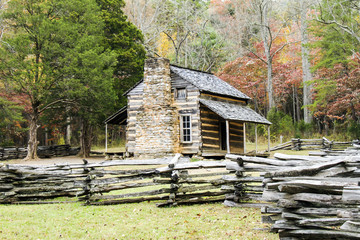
[199, 98, 271, 125]
[104, 106, 127, 125]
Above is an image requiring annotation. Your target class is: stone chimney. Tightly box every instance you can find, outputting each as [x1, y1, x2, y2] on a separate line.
[134, 58, 178, 157]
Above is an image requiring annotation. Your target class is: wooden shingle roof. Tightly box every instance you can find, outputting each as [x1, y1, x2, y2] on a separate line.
[170, 65, 250, 100]
[199, 98, 271, 125]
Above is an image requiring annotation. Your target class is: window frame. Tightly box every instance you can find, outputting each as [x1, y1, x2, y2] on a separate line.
[176, 88, 187, 100]
[180, 115, 192, 143]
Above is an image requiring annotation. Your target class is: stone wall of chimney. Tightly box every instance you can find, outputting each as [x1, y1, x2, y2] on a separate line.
[134, 58, 179, 157]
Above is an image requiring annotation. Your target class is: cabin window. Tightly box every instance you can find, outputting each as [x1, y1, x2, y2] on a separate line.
[176, 88, 187, 99]
[180, 115, 192, 143]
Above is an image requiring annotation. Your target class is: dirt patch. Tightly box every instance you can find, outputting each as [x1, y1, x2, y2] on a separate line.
[3, 155, 106, 166]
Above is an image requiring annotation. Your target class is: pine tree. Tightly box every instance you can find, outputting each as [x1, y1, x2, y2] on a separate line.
[0, 0, 117, 159]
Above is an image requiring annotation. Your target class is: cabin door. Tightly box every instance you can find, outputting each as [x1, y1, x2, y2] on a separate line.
[220, 121, 227, 151]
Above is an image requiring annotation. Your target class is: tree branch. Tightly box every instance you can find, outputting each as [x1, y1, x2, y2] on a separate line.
[39, 99, 75, 113]
[270, 41, 300, 60]
[245, 47, 268, 65]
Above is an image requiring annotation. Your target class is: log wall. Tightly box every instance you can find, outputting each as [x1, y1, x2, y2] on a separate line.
[171, 72, 201, 154]
[200, 105, 221, 153]
[126, 84, 143, 154]
[229, 122, 244, 154]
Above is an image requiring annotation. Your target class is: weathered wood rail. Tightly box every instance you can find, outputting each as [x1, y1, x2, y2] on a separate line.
[0, 155, 241, 206]
[0, 145, 80, 160]
[259, 154, 360, 239]
[270, 138, 357, 151]
[223, 153, 360, 239]
[3, 152, 360, 239]
[155, 160, 235, 207]
[0, 158, 172, 204]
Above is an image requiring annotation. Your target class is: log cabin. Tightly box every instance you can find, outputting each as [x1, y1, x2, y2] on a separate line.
[105, 58, 271, 158]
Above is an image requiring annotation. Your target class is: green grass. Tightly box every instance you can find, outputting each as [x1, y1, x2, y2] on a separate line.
[0, 202, 278, 240]
[246, 141, 311, 158]
[1, 143, 314, 240]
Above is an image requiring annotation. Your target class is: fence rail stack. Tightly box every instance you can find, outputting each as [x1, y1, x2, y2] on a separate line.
[0, 145, 80, 161]
[224, 152, 360, 239]
[0, 161, 88, 204]
[156, 159, 235, 207]
[0, 156, 241, 206]
[260, 154, 360, 239]
[224, 154, 268, 207]
[270, 138, 356, 152]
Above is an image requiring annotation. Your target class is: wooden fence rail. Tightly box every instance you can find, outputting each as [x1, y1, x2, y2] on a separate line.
[3, 151, 360, 239]
[224, 152, 360, 240]
[270, 138, 357, 151]
[0, 145, 80, 160]
[0, 156, 242, 206]
[0, 158, 172, 204]
[224, 152, 360, 239]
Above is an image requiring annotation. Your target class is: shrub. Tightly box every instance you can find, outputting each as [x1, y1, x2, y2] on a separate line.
[347, 120, 360, 140]
[266, 108, 294, 140]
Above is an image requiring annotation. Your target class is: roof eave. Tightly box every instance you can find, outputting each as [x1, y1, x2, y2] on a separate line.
[104, 106, 127, 124]
[200, 90, 251, 103]
[122, 79, 144, 96]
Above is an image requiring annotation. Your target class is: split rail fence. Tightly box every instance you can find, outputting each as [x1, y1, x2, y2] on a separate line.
[0, 145, 79, 160]
[227, 152, 360, 240]
[0, 155, 240, 206]
[270, 138, 356, 151]
[259, 154, 360, 239]
[2, 151, 360, 239]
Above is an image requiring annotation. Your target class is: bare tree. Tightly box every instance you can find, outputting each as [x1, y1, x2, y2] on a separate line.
[246, 0, 295, 112]
[289, 0, 315, 123]
[299, 0, 314, 124]
[124, 0, 165, 57]
[125, 0, 227, 71]
[208, 0, 250, 61]
[0, 0, 8, 42]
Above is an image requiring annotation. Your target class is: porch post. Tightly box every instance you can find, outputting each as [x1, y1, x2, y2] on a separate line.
[255, 124, 258, 154]
[105, 124, 108, 153]
[267, 125, 270, 152]
[226, 120, 230, 154]
[243, 122, 246, 154]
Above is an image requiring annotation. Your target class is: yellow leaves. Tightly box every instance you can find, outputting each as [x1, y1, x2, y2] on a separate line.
[15, 121, 22, 129]
[157, 32, 174, 58]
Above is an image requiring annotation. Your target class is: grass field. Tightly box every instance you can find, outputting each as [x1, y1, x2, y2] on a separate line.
[245, 141, 311, 157]
[1, 142, 316, 240]
[0, 202, 279, 240]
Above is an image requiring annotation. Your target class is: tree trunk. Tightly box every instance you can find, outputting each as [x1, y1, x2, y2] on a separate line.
[300, 0, 313, 123]
[266, 61, 275, 110]
[66, 116, 71, 145]
[296, 87, 301, 122]
[261, 1, 275, 111]
[293, 85, 296, 122]
[78, 119, 93, 158]
[324, 120, 330, 136]
[24, 112, 40, 160]
[45, 127, 48, 146]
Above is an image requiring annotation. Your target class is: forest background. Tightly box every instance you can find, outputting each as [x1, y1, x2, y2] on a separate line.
[0, 0, 359, 159]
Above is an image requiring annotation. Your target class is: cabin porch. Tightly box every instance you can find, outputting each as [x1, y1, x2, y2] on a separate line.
[199, 98, 271, 157]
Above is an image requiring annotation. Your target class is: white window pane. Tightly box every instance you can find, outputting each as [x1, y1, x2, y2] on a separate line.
[181, 115, 192, 142]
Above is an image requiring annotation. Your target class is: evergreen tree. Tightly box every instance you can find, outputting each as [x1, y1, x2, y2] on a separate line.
[0, 96, 24, 145]
[96, 0, 146, 107]
[0, 0, 116, 159]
